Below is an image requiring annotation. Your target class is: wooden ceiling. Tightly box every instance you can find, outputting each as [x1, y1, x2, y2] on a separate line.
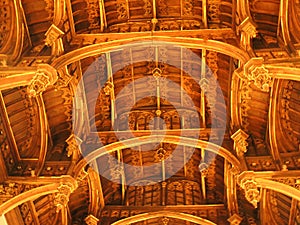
[0, 0, 300, 225]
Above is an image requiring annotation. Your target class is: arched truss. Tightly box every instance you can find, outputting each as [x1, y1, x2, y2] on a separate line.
[51, 36, 250, 69]
[74, 135, 241, 178]
[110, 211, 217, 225]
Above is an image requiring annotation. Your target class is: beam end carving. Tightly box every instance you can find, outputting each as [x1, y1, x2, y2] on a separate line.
[27, 64, 58, 97]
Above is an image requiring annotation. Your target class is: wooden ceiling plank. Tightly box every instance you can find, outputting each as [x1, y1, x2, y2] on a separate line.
[288, 198, 297, 225]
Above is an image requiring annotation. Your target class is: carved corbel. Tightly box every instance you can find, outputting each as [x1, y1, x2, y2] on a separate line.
[239, 17, 257, 50]
[45, 24, 64, 56]
[54, 181, 77, 212]
[66, 134, 82, 160]
[85, 215, 99, 225]
[231, 129, 249, 157]
[243, 58, 273, 92]
[228, 213, 243, 225]
[27, 64, 58, 97]
[238, 173, 260, 208]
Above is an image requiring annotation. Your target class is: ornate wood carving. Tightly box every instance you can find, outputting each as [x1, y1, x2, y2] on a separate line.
[239, 177, 260, 208]
[54, 182, 77, 212]
[227, 213, 243, 225]
[231, 129, 249, 157]
[85, 214, 99, 225]
[27, 64, 58, 97]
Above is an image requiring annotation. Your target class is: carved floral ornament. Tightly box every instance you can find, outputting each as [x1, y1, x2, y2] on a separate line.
[235, 58, 274, 92]
[239, 177, 261, 208]
[27, 64, 58, 97]
[54, 181, 78, 212]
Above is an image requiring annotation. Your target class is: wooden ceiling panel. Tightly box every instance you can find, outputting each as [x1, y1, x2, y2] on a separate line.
[1, 87, 41, 159]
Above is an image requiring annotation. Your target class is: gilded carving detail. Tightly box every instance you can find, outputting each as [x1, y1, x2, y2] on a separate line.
[243, 58, 273, 92]
[161, 217, 170, 225]
[0, 183, 38, 205]
[116, 2, 128, 19]
[54, 182, 76, 212]
[239, 17, 257, 38]
[271, 177, 300, 190]
[85, 214, 99, 225]
[207, 0, 221, 25]
[227, 213, 243, 225]
[143, 0, 152, 16]
[44, 0, 54, 17]
[27, 64, 58, 97]
[249, 66, 272, 92]
[66, 134, 81, 158]
[0, 0, 11, 49]
[239, 178, 260, 208]
[231, 129, 249, 157]
[45, 24, 64, 47]
[279, 81, 300, 150]
[183, 0, 194, 16]
[85, 0, 101, 29]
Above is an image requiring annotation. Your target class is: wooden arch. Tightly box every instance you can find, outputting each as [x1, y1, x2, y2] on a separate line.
[0, 176, 77, 216]
[110, 211, 217, 225]
[51, 36, 250, 69]
[74, 135, 241, 178]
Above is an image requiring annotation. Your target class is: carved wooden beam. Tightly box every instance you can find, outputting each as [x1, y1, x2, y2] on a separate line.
[238, 171, 300, 207]
[0, 64, 57, 94]
[288, 198, 297, 225]
[0, 175, 77, 216]
[234, 57, 300, 93]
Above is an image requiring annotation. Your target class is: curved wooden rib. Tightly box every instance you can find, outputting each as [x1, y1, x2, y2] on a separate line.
[10, 0, 26, 62]
[74, 135, 241, 178]
[237, 0, 252, 20]
[268, 79, 282, 166]
[35, 95, 48, 175]
[51, 36, 250, 69]
[110, 211, 217, 225]
[53, 0, 66, 26]
[279, 0, 296, 54]
[0, 0, 27, 62]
